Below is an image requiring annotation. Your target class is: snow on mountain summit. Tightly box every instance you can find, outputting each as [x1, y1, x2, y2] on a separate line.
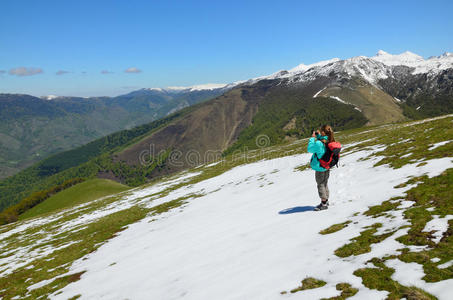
[285, 55, 392, 85]
[288, 58, 341, 74]
[167, 83, 229, 91]
[141, 50, 451, 94]
[244, 58, 341, 85]
[372, 50, 424, 66]
[128, 50, 453, 97]
[147, 83, 229, 93]
[251, 50, 453, 86]
[371, 50, 453, 74]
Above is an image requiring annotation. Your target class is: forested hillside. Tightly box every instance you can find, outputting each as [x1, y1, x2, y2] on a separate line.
[0, 87, 226, 178]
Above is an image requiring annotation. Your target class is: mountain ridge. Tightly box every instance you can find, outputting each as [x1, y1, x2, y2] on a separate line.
[11, 50, 453, 100]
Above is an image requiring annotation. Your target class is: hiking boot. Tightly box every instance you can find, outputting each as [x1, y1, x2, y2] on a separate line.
[314, 202, 328, 211]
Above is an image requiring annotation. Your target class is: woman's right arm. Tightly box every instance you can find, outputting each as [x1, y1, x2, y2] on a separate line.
[307, 137, 318, 153]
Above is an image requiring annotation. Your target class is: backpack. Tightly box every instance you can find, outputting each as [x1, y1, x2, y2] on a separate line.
[318, 141, 341, 169]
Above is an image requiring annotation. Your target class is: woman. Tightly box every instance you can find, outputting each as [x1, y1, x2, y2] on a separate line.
[307, 125, 335, 211]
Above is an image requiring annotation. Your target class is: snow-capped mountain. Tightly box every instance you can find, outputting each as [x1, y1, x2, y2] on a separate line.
[372, 50, 453, 74]
[372, 50, 424, 66]
[232, 50, 452, 122]
[146, 83, 231, 93]
[241, 50, 453, 87]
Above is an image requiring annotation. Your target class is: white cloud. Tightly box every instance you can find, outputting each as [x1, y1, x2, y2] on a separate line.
[124, 67, 142, 73]
[9, 67, 43, 76]
[56, 70, 70, 75]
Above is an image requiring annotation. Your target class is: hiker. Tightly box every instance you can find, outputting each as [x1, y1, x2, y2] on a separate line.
[307, 125, 337, 211]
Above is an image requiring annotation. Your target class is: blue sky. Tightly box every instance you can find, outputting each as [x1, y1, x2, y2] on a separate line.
[1, 0, 452, 97]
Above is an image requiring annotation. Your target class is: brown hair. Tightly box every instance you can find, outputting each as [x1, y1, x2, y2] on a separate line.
[320, 124, 335, 143]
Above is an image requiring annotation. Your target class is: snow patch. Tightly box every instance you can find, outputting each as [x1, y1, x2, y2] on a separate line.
[28, 278, 55, 291]
[428, 140, 451, 151]
[313, 87, 326, 98]
[438, 260, 453, 269]
[328, 95, 362, 112]
[40, 95, 60, 100]
[422, 215, 453, 243]
[398, 200, 414, 209]
[329, 96, 347, 104]
[386, 259, 453, 299]
[431, 257, 441, 263]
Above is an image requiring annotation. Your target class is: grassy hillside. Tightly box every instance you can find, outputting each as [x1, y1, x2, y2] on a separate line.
[316, 80, 406, 125]
[19, 179, 129, 220]
[224, 89, 368, 155]
[0, 114, 451, 299]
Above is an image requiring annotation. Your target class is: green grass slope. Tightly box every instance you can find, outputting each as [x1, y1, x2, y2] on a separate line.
[19, 179, 129, 220]
[316, 81, 406, 126]
[224, 87, 368, 155]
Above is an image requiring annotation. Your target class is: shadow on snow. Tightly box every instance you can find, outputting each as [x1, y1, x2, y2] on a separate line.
[278, 206, 315, 214]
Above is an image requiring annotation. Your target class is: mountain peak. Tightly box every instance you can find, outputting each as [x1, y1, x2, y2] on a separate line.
[376, 50, 390, 56]
[401, 51, 424, 59]
[371, 50, 424, 67]
[285, 58, 340, 74]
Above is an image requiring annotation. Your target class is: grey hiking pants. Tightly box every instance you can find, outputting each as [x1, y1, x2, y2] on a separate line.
[315, 170, 330, 200]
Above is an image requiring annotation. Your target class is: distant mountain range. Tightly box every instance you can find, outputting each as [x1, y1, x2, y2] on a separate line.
[0, 85, 230, 178]
[0, 50, 452, 211]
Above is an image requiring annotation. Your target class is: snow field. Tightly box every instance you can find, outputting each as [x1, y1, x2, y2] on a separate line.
[50, 146, 453, 299]
[0, 171, 201, 278]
